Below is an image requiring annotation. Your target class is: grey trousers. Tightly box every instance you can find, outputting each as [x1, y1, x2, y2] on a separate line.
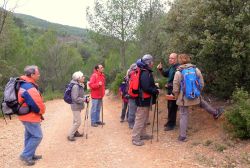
[179, 99, 217, 137]
[128, 99, 137, 127]
[69, 110, 81, 138]
[132, 107, 149, 141]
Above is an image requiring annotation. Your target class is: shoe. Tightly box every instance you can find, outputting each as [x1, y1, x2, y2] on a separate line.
[20, 156, 35, 166]
[74, 131, 83, 137]
[128, 124, 134, 129]
[96, 121, 105, 125]
[140, 134, 153, 140]
[32, 155, 42, 160]
[91, 123, 98, 127]
[164, 123, 168, 127]
[132, 140, 145, 146]
[67, 136, 76, 141]
[178, 136, 187, 142]
[146, 122, 150, 125]
[214, 107, 224, 119]
[120, 119, 124, 123]
[164, 126, 174, 131]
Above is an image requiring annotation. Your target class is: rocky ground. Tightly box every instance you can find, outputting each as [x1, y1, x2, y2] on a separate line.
[0, 93, 249, 168]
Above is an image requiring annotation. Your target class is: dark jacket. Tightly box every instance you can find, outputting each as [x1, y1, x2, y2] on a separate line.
[136, 61, 159, 107]
[159, 63, 179, 94]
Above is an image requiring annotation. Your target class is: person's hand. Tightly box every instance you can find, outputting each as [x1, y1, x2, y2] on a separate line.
[157, 62, 162, 70]
[85, 96, 90, 103]
[99, 81, 102, 86]
[155, 83, 159, 88]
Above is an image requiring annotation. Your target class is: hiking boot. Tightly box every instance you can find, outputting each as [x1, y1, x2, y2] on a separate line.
[32, 155, 42, 161]
[20, 156, 35, 166]
[96, 121, 105, 125]
[146, 122, 150, 125]
[164, 126, 174, 131]
[140, 134, 153, 140]
[214, 107, 224, 119]
[132, 140, 145, 146]
[91, 123, 98, 127]
[178, 136, 187, 142]
[74, 131, 83, 137]
[67, 136, 76, 141]
[120, 119, 124, 123]
[128, 124, 134, 129]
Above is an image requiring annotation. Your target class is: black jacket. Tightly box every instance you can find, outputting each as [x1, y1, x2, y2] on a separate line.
[136, 67, 159, 107]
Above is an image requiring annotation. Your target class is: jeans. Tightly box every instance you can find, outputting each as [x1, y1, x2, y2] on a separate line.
[21, 121, 43, 160]
[91, 98, 102, 124]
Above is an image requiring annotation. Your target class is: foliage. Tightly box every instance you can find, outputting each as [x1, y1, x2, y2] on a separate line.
[43, 90, 63, 102]
[161, 0, 250, 98]
[110, 72, 126, 95]
[224, 88, 250, 139]
[86, 0, 144, 69]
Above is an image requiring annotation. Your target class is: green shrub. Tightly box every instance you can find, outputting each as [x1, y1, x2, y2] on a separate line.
[43, 90, 63, 101]
[110, 72, 126, 95]
[224, 88, 250, 139]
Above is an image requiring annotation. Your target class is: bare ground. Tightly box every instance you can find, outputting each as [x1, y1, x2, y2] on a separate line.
[0, 93, 250, 168]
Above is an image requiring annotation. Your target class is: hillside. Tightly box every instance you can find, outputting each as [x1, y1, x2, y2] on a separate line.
[14, 13, 88, 37]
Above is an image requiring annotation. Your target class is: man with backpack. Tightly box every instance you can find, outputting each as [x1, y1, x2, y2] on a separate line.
[88, 64, 106, 127]
[126, 63, 138, 129]
[132, 54, 159, 146]
[18, 65, 46, 166]
[157, 53, 179, 131]
[173, 54, 224, 142]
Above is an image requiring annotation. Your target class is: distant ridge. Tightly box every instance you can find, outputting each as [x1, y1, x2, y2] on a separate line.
[14, 13, 87, 37]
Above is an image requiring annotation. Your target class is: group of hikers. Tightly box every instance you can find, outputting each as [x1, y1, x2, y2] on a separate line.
[118, 53, 224, 146]
[1, 52, 224, 166]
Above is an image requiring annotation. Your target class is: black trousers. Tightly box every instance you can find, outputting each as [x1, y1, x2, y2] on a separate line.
[166, 100, 178, 127]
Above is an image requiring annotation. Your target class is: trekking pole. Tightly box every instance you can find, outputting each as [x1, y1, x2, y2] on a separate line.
[84, 102, 89, 139]
[156, 95, 159, 142]
[151, 97, 156, 144]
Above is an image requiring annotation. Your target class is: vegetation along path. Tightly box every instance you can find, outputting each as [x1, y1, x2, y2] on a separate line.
[0, 93, 250, 168]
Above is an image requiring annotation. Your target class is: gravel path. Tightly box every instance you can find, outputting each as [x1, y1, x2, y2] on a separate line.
[0, 94, 249, 168]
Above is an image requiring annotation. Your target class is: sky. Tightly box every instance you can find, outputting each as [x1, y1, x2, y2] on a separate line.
[2, 0, 94, 28]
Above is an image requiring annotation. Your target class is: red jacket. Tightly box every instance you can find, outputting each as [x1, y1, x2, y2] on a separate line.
[88, 70, 105, 99]
[18, 76, 46, 123]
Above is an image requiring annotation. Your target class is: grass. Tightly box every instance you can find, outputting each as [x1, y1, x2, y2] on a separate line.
[43, 90, 63, 101]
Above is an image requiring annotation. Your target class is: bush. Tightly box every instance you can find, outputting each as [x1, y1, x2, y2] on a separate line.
[224, 88, 250, 139]
[43, 90, 63, 101]
[110, 72, 126, 95]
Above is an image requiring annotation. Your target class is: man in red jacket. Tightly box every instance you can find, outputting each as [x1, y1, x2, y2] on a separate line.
[88, 64, 106, 127]
[18, 65, 46, 166]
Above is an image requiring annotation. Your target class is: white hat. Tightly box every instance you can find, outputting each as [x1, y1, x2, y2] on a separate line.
[142, 54, 153, 65]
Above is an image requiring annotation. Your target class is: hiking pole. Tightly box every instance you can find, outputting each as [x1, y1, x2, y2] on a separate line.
[1, 102, 7, 124]
[151, 97, 156, 144]
[84, 102, 89, 139]
[156, 95, 159, 142]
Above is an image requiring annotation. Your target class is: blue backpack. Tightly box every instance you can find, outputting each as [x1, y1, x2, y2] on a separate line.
[63, 83, 77, 104]
[180, 67, 201, 99]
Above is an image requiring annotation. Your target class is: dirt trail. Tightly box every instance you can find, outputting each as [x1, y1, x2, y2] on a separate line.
[0, 94, 249, 168]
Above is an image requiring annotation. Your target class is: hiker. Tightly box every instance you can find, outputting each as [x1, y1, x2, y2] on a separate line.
[132, 54, 159, 146]
[67, 71, 89, 141]
[173, 54, 224, 142]
[89, 64, 106, 127]
[119, 77, 129, 122]
[126, 63, 138, 129]
[157, 53, 179, 131]
[18, 65, 46, 166]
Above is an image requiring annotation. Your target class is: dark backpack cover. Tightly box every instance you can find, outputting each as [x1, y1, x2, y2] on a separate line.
[63, 83, 76, 104]
[1, 77, 26, 116]
[180, 67, 201, 99]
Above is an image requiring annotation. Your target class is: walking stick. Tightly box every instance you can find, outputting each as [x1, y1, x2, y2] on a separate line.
[151, 97, 156, 144]
[1, 102, 7, 124]
[156, 96, 159, 142]
[83, 102, 89, 139]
